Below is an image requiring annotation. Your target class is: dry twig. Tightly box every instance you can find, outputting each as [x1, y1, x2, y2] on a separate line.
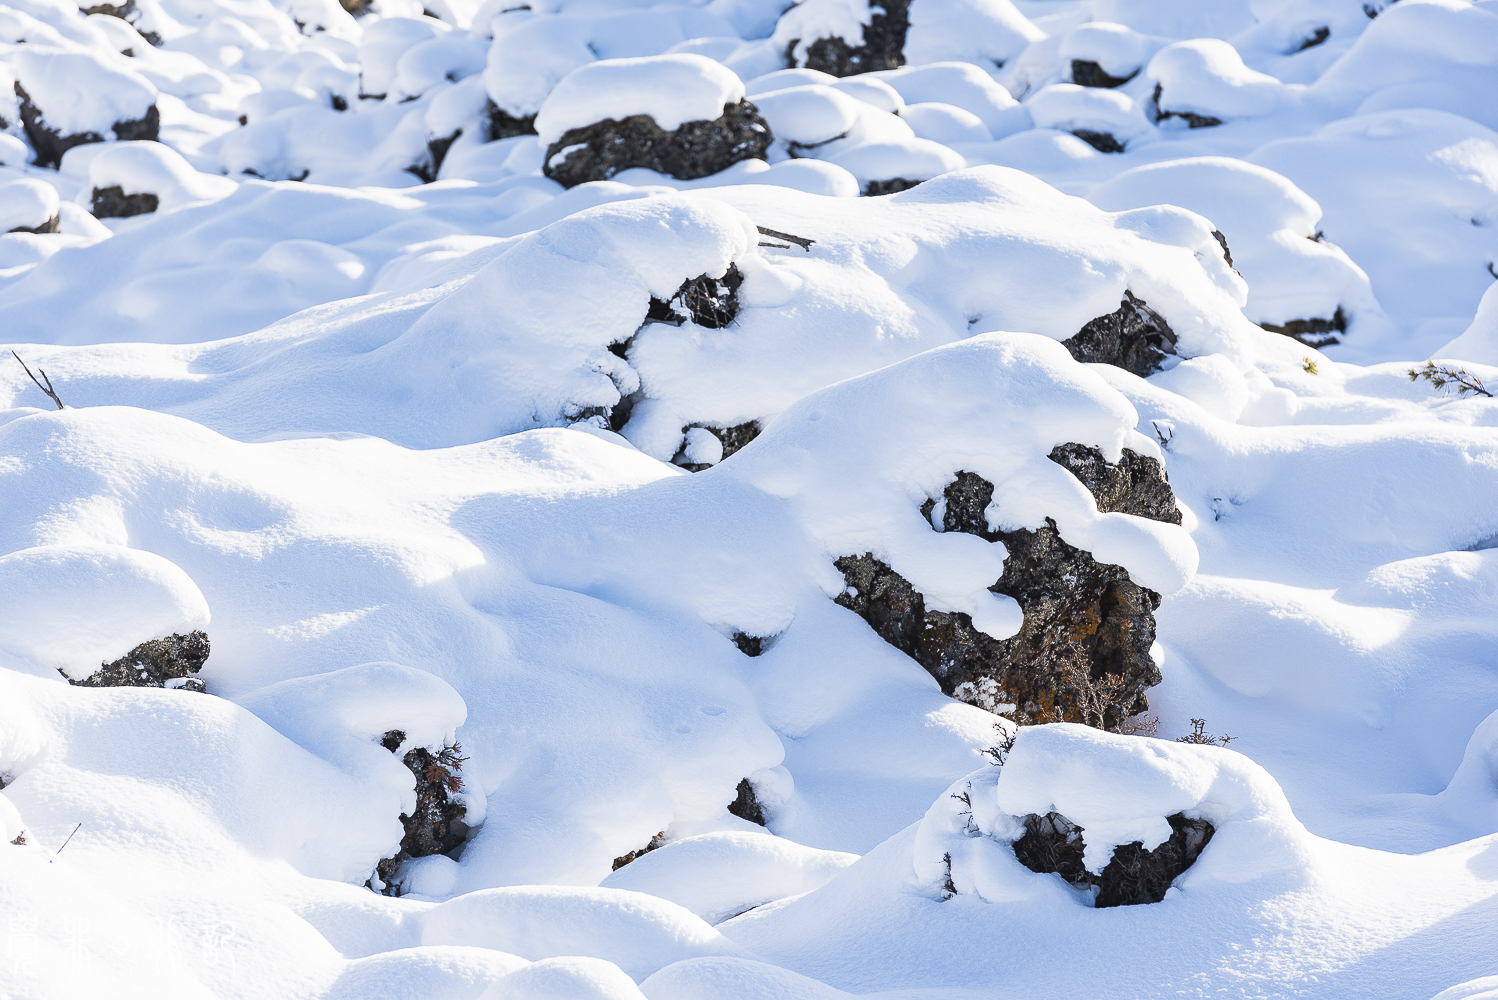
[11, 351, 64, 409]
[756, 226, 815, 252]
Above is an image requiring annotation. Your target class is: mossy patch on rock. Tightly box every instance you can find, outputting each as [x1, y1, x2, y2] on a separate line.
[69, 630, 211, 692]
[836, 445, 1181, 731]
[542, 100, 770, 188]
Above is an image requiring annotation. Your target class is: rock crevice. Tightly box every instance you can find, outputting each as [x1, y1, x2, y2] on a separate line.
[1012, 810, 1214, 907]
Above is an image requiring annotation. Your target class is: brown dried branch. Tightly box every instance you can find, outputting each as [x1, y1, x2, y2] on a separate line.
[755, 226, 815, 252]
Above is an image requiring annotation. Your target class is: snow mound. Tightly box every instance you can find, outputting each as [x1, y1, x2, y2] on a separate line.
[418, 886, 751, 981]
[0, 177, 59, 231]
[0, 543, 210, 679]
[82, 141, 236, 214]
[1439, 282, 1498, 365]
[1147, 38, 1292, 125]
[600, 831, 858, 923]
[535, 55, 746, 146]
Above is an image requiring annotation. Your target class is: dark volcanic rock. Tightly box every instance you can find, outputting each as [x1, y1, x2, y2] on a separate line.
[1061, 290, 1177, 377]
[543, 100, 770, 188]
[1072, 129, 1125, 153]
[728, 777, 766, 825]
[71, 630, 211, 691]
[81, 0, 163, 45]
[372, 731, 469, 894]
[1071, 60, 1137, 88]
[791, 0, 910, 77]
[863, 177, 923, 197]
[91, 184, 159, 218]
[612, 831, 666, 870]
[732, 631, 765, 656]
[16, 82, 160, 169]
[486, 100, 537, 141]
[836, 446, 1180, 731]
[1261, 306, 1345, 349]
[1012, 810, 1214, 907]
[1149, 83, 1222, 129]
[648, 264, 744, 329]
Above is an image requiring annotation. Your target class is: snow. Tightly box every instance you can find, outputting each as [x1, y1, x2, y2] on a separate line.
[4, 0, 1498, 996]
[535, 55, 746, 145]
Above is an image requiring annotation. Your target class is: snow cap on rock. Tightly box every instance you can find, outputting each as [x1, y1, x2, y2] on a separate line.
[536, 55, 747, 146]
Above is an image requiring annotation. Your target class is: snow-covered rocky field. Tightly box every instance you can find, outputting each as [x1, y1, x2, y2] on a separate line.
[3, 0, 1498, 995]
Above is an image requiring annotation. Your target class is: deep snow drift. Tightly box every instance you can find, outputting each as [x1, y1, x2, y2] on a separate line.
[3, 0, 1498, 997]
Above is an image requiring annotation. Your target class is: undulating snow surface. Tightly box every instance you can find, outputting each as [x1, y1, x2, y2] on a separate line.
[2, 0, 1498, 997]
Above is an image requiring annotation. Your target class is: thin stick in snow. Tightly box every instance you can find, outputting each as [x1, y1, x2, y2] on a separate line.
[11, 351, 65, 410]
[756, 226, 815, 252]
[56, 823, 82, 854]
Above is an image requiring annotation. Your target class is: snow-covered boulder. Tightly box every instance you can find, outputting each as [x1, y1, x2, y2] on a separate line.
[1146, 38, 1292, 128]
[911, 723, 1308, 906]
[1089, 156, 1387, 347]
[1027, 83, 1153, 153]
[68, 630, 211, 691]
[536, 56, 771, 188]
[11, 48, 160, 168]
[1061, 21, 1149, 88]
[0, 177, 60, 233]
[83, 140, 236, 218]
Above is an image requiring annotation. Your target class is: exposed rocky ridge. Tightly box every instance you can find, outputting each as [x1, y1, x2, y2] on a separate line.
[92, 185, 158, 218]
[1261, 306, 1345, 349]
[542, 100, 771, 188]
[1071, 60, 1136, 88]
[835, 445, 1180, 731]
[15, 82, 160, 169]
[612, 831, 666, 870]
[371, 730, 469, 894]
[789, 0, 910, 77]
[1061, 291, 1177, 377]
[1011, 810, 1214, 907]
[68, 631, 210, 691]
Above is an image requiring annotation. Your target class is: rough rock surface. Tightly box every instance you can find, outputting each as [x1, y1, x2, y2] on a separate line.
[1011, 810, 1215, 907]
[647, 264, 743, 329]
[1061, 291, 1178, 377]
[791, 0, 910, 77]
[836, 445, 1181, 731]
[69, 630, 211, 691]
[1261, 306, 1345, 349]
[486, 100, 537, 141]
[675, 420, 760, 471]
[728, 778, 766, 825]
[372, 731, 469, 894]
[1149, 83, 1222, 129]
[1071, 60, 1137, 89]
[15, 82, 160, 169]
[8, 215, 61, 234]
[542, 100, 771, 188]
[92, 185, 158, 218]
[612, 832, 666, 870]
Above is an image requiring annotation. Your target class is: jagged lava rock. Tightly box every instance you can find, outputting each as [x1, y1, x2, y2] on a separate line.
[11, 50, 159, 168]
[70, 630, 211, 692]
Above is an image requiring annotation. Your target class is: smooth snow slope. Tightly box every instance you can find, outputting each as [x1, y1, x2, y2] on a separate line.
[3, 0, 1498, 997]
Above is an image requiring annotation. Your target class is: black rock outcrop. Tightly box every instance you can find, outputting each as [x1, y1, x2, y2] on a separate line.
[92, 185, 158, 218]
[1012, 810, 1214, 907]
[1061, 290, 1177, 377]
[728, 777, 766, 825]
[81, 0, 163, 45]
[1149, 83, 1222, 129]
[371, 731, 469, 894]
[16, 82, 160, 169]
[612, 831, 666, 870]
[542, 100, 771, 188]
[647, 264, 744, 329]
[70, 630, 211, 691]
[1072, 129, 1125, 153]
[1261, 306, 1345, 349]
[835, 445, 1180, 731]
[486, 100, 537, 141]
[1071, 60, 1137, 88]
[789, 0, 910, 77]
[863, 177, 923, 197]
[9, 215, 61, 234]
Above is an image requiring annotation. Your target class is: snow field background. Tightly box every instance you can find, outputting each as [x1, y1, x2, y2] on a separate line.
[2, 0, 1498, 996]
